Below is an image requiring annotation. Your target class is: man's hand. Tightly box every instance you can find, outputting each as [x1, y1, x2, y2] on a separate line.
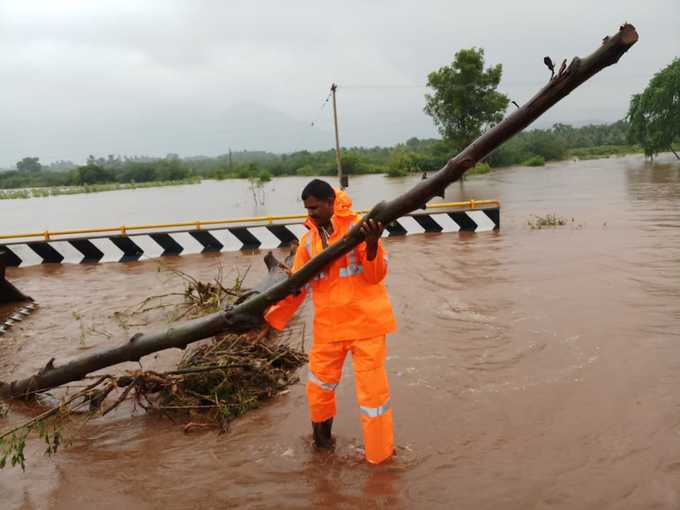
[361, 219, 384, 261]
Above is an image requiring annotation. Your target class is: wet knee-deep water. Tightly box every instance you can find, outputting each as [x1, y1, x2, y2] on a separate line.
[2, 154, 680, 509]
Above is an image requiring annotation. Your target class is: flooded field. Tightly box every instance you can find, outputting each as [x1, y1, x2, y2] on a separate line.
[2, 153, 680, 509]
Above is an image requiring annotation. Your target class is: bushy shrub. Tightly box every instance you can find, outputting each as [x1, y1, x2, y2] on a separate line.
[386, 167, 409, 177]
[468, 162, 491, 175]
[523, 155, 545, 166]
[487, 137, 531, 167]
[295, 165, 317, 176]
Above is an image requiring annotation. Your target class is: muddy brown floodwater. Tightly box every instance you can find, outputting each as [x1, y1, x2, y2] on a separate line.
[1, 154, 680, 509]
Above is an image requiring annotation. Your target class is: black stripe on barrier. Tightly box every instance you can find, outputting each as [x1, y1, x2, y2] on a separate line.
[109, 236, 144, 262]
[69, 239, 104, 262]
[150, 233, 183, 256]
[482, 208, 500, 229]
[449, 211, 478, 231]
[266, 225, 298, 247]
[229, 227, 261, 249]
[1, 247, 23, 267]
[2, 206, 500, 266]
[411, 214, 444, 233]
[189, 231, 224, 252]
[385, 220, 408, 236]
[28, 242, 64, 264]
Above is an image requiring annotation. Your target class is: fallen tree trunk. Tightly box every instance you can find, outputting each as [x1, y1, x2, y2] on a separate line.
[0, 24, 638, 399]
[0, 251, 32, 304]
[0, 252, 291, 398]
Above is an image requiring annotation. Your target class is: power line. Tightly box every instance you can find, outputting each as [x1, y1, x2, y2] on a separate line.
[309, 90, 333, 127]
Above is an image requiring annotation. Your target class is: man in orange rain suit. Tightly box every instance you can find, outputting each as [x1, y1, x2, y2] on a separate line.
[265, 179, 396, 464]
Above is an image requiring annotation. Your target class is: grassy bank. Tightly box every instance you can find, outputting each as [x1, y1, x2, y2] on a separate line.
[0, 177, 201, 200]
[566, 144, 642, 160]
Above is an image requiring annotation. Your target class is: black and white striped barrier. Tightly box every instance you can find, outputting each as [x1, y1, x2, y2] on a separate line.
[0, 302, 37, 336]
[1, 207, 499, 267]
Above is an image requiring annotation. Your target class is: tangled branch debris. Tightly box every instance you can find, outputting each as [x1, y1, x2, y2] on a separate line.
[0, 265, 306, 470]
[528, 214, 570, 229]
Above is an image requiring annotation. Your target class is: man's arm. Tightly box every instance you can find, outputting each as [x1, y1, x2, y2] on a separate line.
[264, 237, 310, 330]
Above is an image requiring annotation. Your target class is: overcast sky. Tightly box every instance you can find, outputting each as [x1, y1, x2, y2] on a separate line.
[0, 0, 677, 167]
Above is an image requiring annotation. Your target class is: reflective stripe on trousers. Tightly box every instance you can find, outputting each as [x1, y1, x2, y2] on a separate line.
[308, 370, 337, 391]
[306, 335, 394, 464]
[359, 398, 391, 418]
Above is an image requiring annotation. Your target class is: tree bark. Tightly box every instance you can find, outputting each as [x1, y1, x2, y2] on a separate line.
[0, 24, 638, 399]
[0, 251, 32, 304]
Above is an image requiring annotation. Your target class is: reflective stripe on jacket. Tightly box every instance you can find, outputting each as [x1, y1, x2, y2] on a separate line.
[264, 189, 397, 342]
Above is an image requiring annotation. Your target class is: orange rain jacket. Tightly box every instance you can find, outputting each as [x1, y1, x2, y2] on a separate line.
[265, 190, 397, 342]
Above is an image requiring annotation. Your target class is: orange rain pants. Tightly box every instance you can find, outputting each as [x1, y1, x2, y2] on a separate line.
[307, 335, 394, 464]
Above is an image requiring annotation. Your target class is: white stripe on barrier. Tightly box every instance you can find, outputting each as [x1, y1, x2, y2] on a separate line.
[286, 224, 309, 242]
[429, 213, 461, 233]
[247, 226, 280, 250]
[168, 232, 205, 255]
[209, 229, 245, 251]
[394, 216, 426, 235]
[89, 238, 124, 263]
[466, 211, 496, 232]
[8, 245, 43, 267]
[130, 235, 165, 260]
[49, 240, 85, 264]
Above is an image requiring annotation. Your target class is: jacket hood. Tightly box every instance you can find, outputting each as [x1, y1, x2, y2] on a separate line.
[332, 188, 354, 218]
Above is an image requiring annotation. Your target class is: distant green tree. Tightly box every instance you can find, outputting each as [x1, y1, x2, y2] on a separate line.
[627, 58, 680, 159]
[522, 130, 566, 161]
[156, 158, 188, 181]
[295, 165, 317, 176]
[75, 164, 114, 185]
[235, 162, 259, 179]
[16, 157, 42, 173]
[487, 136, 531, 167]
[424, 48, 509, 150]
[338, 152, 368, 175]
[387, 149, 422, 176]
[119, 162, 157, 183]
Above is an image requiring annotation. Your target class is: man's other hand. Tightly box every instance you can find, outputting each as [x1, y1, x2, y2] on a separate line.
[361, 219, 384, 260]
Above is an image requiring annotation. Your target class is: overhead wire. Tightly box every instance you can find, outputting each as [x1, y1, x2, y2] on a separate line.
[309, 89, 333, 128]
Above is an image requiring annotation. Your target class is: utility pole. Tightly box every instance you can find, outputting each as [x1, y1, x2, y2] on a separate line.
[330, 83, 346, 189]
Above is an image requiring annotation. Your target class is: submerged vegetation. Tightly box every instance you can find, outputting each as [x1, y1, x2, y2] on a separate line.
[0, 178, 200, 200]
[528, 214, 569, 229]
[523, 155, 546, 167]
[0, 265, 306, 470]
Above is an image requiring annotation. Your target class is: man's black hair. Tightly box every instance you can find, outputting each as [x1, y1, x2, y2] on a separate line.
[301, 179, 335, 202]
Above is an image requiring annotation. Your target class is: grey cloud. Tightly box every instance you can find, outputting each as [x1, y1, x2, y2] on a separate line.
[0, 0, 677, 166]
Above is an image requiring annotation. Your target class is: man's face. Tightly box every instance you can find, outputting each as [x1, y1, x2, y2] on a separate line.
[303, 196, 334, 227]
